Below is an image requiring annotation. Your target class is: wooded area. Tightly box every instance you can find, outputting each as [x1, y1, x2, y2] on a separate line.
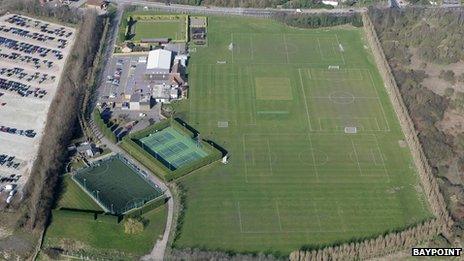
[368, 6, 464, 244]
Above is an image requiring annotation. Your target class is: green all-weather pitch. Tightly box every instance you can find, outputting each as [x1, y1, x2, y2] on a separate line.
[169, 15, 433, 255]
[138, 126, 208, 170]
[73, 155, 163, 215]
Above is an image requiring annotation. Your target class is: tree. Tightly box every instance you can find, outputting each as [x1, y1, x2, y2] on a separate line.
[124, 218, 144, 234]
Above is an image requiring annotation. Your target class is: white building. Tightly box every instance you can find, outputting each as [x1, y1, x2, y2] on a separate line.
[146, 49, 172, 74]
[322, 0, 338, 6]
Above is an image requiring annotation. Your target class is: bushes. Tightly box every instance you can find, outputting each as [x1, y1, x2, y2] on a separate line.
[124, 218, 144, 234]
[93, 109, 117, 143]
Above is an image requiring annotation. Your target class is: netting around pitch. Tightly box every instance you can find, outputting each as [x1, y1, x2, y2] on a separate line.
[137, 126, 208, 170]
[73, 155, 164, 215]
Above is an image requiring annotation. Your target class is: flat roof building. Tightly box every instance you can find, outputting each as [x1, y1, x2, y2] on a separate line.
[146, 49, 172, 74]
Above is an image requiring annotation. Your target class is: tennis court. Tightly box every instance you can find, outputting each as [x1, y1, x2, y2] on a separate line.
[138, 126, 208, 170]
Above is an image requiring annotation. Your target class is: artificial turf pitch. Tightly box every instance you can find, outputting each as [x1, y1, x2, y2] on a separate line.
[172, 16, 433, 254]
[73, 156, 162, 214]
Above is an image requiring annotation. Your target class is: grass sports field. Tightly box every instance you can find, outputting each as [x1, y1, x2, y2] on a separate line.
[172, 16, 433, 254]
[138, 126, 208, 170]
[131, 15, 187, 42]
[73, 156, 163, 214]
[58, 175, 102, 211]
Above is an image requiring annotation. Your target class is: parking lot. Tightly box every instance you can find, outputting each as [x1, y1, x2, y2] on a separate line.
[0, 14, 76, 197]
[99, 55, 153, 100]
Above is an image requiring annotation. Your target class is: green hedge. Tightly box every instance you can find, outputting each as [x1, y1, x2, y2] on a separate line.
[124, 195, 167, 218]
[93, 109, 117, 143]
[52, 209, 119, 224]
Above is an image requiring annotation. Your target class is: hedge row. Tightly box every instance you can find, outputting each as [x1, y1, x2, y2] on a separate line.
[93, 109, 117, 143]
[124, 194, 167, 218]
[52, 209, 120, 224]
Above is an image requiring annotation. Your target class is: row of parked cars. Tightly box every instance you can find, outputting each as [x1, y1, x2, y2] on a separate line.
[0, 154, 20, 170]
[0, 25, 69, 49]
[0, 67, 55, 84]
[0, 36, 63, 60]
[6, 14, 73, 39]
[0, 51, 54, 69]
[0, 126, 37, 138]
[0, 77, 48, 98]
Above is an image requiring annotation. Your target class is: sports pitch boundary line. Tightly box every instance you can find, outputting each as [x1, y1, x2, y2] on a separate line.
[275, 201, 283, 232]
[283, 34, 290, 64]
[231, 32, 234, 64]
[334, 34, 346, 65]
[298, 68, 314, 132]
[266, 138, 274, 177]
[247, 66, 257, 125]
[367, 70, 391, 132]
[351, 139, 364, 176]
[236, 201, 244, 232]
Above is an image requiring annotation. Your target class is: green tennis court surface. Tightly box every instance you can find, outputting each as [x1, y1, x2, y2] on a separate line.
[74, 156, 163, 214]
[138, 126, 207, 170]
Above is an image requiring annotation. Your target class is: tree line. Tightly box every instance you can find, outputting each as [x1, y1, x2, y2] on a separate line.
[0, 0, 108, 233]
[273, 11, 363, 28]
[160, 0, 332, 8]
[368, 7, 464, 242]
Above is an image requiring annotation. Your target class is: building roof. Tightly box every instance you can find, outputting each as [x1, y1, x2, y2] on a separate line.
[147, 49, 172, 71]
[141, 38, 170, 43]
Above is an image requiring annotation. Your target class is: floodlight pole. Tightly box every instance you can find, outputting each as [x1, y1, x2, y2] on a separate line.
[84, 178, 86, 188]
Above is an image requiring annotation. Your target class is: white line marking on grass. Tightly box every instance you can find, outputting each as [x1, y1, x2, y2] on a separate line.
[247, 66, 257, 125]
[370, 149, 379, 166]
[231, 33, 234, 64]
[275, 201, 283, 232]
[307, 68, 312, 80]
[312, 201, 322, 230]
[367, 70, 391, 131]
[250, 34, 255, 61]
[335, 34, 346, 65]
[236, 201, 244, 232]
[373, 136, 391, 183]
[242, 135, 249, 183]
[283, 34, 290, 64]
[266, 138, 274, 176]
[336, 202, 347, 233]
[316, 38, 324, 61]
[298, 69, 314, 132]
[351, 139, 364, 176]
[374, 117, 381, 131]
